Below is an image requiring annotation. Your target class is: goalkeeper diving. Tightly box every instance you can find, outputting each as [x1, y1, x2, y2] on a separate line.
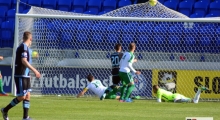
[153, 85, 209, 103]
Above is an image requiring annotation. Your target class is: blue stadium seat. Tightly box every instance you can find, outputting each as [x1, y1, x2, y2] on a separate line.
[77, 21, 92, 40]
[154, 23, 169, 44]
[164, 0, 178, 10]
[72, 0, 87, 13]
[158, 0, 165, 4]
[106, 22, 122, 43]
[199, 25, 214, 46]
[46, 20, 62, 49]
[12, 0, 27, 12]
[190, 13, 203, 18]
[122, 22, 138, 44]
[0, 8, 6, 25]
[28, 0, 42, 7]
[207, 1, 220, 17]
[192, 1, 209, 17]
[137, 23, 153, 44]
[182, 0, 196, 6]
[6, 9, 16, 22]
[42, 0, 57, 9]
[118, 0, 132, 8]
[168, 24, 183, 45]
[0, 0, 12, 11]
[0, 21, 14, 48]
[57, 0, 72, 11]
[60, 21, 78, 49]
[84, 0, 102, 15]
[178, 0, 193, 16]
[199, 0, 211, 5]
[98, 0, 117, 15]
[91, 21, 108, 43]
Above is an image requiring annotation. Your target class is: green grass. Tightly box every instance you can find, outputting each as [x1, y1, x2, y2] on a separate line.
[0, 96, 220, 120]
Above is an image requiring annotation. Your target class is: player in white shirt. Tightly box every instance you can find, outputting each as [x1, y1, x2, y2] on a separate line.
[77, 74, 120, 100]
[119, 43, 140, 102]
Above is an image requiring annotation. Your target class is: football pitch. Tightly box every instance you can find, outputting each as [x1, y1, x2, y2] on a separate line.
[0, 96, 219, 120]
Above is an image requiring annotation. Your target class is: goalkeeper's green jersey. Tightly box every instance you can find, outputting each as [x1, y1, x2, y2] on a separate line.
[156, 88, 174, 102]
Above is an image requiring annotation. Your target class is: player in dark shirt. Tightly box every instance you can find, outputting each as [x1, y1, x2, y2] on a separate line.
[111, 43, 123, 86]
[1, 31, 41, 120]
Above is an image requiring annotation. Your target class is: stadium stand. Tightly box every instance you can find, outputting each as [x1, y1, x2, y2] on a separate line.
[12, 0, 27, 13]
[0, 0, 12, 12]
[99, 0, 117, 15]
[42, 0, 57, 9]
[0, 21, 14, 48]
[163, 0, 179, 11]
[178, 0, 193, 17]
[71, 0, 87, 13]
[0, 8, 6, 25]
[206, 0, 220, 17]
[192, 0, 209, 17]
[6, 9, 16, 22]
[84, 0, 102, 15]
[118, 0, 132, 8]
[57, 0, 72, 11]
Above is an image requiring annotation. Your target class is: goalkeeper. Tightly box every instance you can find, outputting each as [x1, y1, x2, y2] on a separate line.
[153, 85, 209, 103]
[77, 74, 121, 100]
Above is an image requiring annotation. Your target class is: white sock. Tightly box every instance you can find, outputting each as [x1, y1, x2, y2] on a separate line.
[193, 89, 201, 103]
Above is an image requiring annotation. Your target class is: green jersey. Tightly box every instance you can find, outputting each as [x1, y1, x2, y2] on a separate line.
[156, 88, 174, 102]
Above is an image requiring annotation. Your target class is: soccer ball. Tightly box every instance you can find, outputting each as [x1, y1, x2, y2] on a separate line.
[149, 0, 157, 6]
[32, 51, 38, 58]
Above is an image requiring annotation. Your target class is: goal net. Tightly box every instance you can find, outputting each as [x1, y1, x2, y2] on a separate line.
[14, 1, 220, 100]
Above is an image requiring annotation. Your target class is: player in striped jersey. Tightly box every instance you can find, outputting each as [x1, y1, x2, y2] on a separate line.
[153, 85, 209, 103]
[110, 43, 123, 86]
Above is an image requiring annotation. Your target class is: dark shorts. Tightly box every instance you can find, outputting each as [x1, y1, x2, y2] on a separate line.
[112, 75, 121, 85]
[15, 77, 31, 96]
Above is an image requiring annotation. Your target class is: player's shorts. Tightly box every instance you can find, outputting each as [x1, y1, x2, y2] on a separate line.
[172, 93, 189, 100]
[112, 75, 121, 85]
[104, 85, 121, 99]
[119, 72, 133, 85]
[14, 77, 31, 96]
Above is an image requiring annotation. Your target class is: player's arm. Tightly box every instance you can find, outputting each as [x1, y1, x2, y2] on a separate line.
[156, 92, 162, 102]
[77, 88, 88, 98]
[127, 55, 140, 75]
[21, 54, 41, 78]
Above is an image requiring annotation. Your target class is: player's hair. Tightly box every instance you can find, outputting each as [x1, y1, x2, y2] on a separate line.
[153, 85, 159, 91]
[128, 43, 136, 51]
[114, 43, 122, 51]
[87, 74, 94, 82]
[23, 31, 32, 42]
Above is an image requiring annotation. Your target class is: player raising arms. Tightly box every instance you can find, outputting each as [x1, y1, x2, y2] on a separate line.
[111, 43, 123, 86]
[153, 85, 209, 103]
[1, 31, 41, 120]
[119, 43, 140, 102]
[77, 74, 121, 100]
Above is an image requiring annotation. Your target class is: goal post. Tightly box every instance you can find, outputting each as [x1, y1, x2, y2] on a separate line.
[12, 3, 220, 101]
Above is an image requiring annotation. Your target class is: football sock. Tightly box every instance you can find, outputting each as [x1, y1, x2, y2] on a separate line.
[0, 78, 4, 93]
[193, 89, 201, 103]
[120, 85, 127, 100]
[124, 84, 135, 100]
[4, 98, 21, 112]
[23, 100, 30, 119]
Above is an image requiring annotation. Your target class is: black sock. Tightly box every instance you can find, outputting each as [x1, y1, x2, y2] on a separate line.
[23, 100, 30, 119]
[4, 98, 20, 112]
